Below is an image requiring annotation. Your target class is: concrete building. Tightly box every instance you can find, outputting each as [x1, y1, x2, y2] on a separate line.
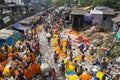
[4, 0, 31, 5]
[90, 6, 115, 30]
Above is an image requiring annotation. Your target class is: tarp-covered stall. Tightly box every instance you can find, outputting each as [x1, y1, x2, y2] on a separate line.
[12, 23, 26, 32]
[19, 18, 33, 28]
[0, 29, 14, 46]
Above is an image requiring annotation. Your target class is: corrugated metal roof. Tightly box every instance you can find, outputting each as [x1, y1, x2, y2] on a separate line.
[90, 10, 115, 15]
[90, 10, 103, 14]
[71, 9, 86, 15]
[103, 10, 115, 15]
[94, 6, 113, 11]
[0, 5, 7, 8]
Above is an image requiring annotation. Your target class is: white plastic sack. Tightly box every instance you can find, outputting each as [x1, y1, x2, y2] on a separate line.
[116, 57, 120, 62]
[46, 33, 51, 38]
[41, 63, 51, 73]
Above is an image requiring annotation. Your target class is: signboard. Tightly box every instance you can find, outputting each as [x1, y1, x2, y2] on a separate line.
[2, 16, 11, 24]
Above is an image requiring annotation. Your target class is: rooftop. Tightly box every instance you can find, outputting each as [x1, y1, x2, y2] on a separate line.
[71, 9, 86, 15]
[112, 14, 120, 23]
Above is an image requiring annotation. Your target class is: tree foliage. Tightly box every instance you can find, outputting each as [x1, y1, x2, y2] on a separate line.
[44, 0, 52, 8]
[52, 0, 120, 10]
[79, 0, 120, 10]
[52, 0, 74, 7]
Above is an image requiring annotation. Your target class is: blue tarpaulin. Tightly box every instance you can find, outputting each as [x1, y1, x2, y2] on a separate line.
[65, 71, 76, 75]
[12, 23, 26, 31]
[116, 33, 120, 40]
[0, 29, 14, 46]
[0, 35, 13, 46]
[6, 37, 12, 46]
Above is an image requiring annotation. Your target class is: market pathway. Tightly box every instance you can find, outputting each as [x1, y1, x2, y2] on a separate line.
[38, 27, 63, 80]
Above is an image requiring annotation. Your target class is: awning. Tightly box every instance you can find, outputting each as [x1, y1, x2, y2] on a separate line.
[0, 29, 14, 40]
[12, 23, 26, 31]
[19, 19, 32, 25]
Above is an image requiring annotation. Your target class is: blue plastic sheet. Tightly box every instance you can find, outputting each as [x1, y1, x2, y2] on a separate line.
[6, 37, 12, 46]
[13, 23, 26, 31]
[116, 33, 120, 40]
[65, 71, 75, 75]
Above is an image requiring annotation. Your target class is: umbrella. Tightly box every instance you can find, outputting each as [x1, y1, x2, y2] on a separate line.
[80, 73, 92, 80]
[96, 71, 103, 80]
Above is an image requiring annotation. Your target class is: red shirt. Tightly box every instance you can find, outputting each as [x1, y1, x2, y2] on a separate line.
[34, 45, 40, 52]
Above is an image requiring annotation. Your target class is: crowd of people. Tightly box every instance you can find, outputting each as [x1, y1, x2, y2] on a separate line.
[0, 25, 41, 80]
[0, 8, 120, 80]
[42, 8, 120, 80]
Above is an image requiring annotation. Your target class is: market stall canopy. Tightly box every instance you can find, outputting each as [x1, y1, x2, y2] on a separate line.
[0, 29, 14, 40]
[12, 23, 26, 31]
[19, 19, 32, 25]
[19, 15, 40, 25]
[28, 15, 40, 23]
[0, 29, 14, 46]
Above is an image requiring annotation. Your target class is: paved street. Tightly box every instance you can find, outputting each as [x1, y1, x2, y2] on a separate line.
[38, 27, 63, 80]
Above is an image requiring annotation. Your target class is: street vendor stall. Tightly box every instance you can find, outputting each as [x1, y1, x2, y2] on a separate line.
[19, 19, 33, 28]
[12, 23, 26, 32]
[0, 29, 14, 46]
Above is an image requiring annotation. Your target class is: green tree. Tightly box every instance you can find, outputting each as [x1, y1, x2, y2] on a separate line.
[44, 0, 52, 8]
[52, 0, 74, 7]
[77, 0, 120, 10]
[52, 0, 120, 10]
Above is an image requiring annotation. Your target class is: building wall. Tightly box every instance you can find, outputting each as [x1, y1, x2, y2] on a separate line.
[0, 0, 5, 4]
[31, 0, 40, 3]
[92, 14, 103, 25]
[103, 15, 113, 30]
[72, 15, 84, 30]
[4, 0, 29, 5]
